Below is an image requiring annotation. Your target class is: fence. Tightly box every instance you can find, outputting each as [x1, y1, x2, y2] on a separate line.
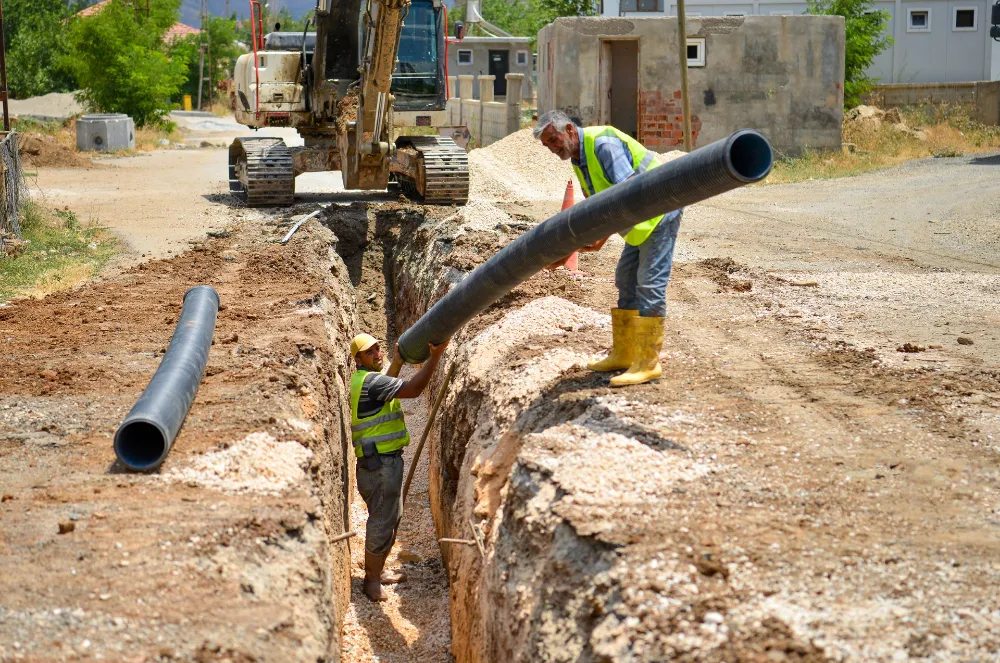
[0, 131, 26, 256]
[446, 73, 524, 148]
[865, 81, 1000, 126]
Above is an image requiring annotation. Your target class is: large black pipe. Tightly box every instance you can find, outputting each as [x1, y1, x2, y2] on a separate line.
[398, 129, 773, 363]
[114, 285, 220, 471]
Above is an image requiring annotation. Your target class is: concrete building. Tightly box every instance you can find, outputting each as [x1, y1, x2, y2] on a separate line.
[448, 36, 535, 100]
[537, 16, 845, 156]
[601, 0, 1000, 83]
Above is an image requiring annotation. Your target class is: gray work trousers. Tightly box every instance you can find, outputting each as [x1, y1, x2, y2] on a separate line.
[356, 453, 404, 555]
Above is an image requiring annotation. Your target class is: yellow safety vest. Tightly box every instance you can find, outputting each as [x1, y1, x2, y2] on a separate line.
[571, 125, 664, 246]
[350, 369, 410, 457]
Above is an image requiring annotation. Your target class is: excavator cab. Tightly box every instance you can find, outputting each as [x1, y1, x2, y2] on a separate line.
[392, 0, 447, 112]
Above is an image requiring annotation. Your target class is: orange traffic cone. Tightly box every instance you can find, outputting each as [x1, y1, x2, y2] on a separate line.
[562, 180, 580, 272]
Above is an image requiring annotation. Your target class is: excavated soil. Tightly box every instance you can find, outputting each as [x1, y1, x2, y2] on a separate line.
[0, 210, 360, 661]
[18, 133, 103, 170]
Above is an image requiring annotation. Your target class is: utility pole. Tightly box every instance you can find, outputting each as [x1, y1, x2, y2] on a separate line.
[675, 0, 692, 151]
[197, 0, 213, 111]
[197, 0, 207, 110]
[0, 0, 9, 132]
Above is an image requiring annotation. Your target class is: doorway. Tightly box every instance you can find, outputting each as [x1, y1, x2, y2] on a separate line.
[599, 40, 639, 138]
[488, 50, 510, 97]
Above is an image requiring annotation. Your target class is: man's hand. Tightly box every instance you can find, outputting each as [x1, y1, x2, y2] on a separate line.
[386, 342, 405, 377]
[396, 338, 450, 398]
[580, 236, 609, 252]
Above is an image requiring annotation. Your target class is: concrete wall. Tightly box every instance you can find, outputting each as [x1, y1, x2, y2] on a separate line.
[446, 73, 525, 146]
[537, 16, 844, 156]
[603, 0, 1000, 84]
[865, 80, 1000, 125]
[448, 37, 534, 100]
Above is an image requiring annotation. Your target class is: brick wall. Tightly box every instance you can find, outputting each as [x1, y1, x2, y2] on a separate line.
[638, 90, 702, 151]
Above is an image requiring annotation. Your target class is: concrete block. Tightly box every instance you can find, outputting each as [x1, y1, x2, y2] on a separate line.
[478, 76, 496, 102]
[76, 114, 135, 152]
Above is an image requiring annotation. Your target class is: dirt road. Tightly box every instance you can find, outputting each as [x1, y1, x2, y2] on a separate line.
[2, 140, 999, 662]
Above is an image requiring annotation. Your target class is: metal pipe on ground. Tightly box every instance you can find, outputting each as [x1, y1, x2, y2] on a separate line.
[397, 129, 774, 363]
[114, 285, 220, 471]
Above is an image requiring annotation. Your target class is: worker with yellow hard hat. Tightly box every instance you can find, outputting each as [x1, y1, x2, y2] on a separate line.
[534, 109, 683, 387]
[349, 331, 449, 602]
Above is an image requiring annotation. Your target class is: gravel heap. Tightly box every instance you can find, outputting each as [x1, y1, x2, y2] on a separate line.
[160, 431, 312, 495]
[469, 129, 575, 202]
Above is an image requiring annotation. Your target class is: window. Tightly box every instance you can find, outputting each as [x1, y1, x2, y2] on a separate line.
[457, 49, 473, 65]
[907, 8, 931, 32]
[516, 50, 529, 66]
[687, 37, 706, 67]
[953, 7, 977, 30]
[619, 0, 664, 12]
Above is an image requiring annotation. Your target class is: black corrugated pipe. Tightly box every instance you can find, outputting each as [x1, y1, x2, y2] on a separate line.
[398, 129, 773, 363]
[114, 285, 220, 471]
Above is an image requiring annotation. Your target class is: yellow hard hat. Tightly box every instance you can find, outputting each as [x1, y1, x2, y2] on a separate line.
[350, 333, 379, 356]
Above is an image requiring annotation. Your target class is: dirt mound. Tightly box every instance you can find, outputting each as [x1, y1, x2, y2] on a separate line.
[17, 133, 101, 169]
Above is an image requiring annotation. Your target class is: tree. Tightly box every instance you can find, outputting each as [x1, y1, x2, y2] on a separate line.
[63, 0, 191, 127]
[458, 0, 596, 47]
[808, 0, 892, 108]
[172, 16, 244, 104]
[2, 0, 83, 98]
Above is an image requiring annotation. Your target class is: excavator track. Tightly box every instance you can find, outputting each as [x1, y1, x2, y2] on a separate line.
[228, 137, 295, 207]
[396, 135, 469, 206]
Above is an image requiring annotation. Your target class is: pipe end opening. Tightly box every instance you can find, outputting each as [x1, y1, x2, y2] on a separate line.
[729, 132, 773, 182]
[114, 421, 168, 471]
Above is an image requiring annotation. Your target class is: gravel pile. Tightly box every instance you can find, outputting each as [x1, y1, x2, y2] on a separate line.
[160, 431, 312, 495]
[469, 129, 575, 202]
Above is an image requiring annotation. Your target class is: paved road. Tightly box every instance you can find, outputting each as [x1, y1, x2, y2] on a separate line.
[686, 154, 1000, 274]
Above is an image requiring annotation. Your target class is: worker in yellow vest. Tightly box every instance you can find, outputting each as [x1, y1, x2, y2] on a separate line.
[534, 110, 682, 387]
[349, 332, 449, 601]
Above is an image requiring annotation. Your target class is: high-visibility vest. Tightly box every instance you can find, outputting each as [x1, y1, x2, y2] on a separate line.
[571, 125, 664, 246]
[350, 369, 410, 457]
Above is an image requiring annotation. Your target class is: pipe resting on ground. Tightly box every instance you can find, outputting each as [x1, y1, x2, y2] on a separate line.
[398, 129, 774, 363]
[114, 285, 220, 471]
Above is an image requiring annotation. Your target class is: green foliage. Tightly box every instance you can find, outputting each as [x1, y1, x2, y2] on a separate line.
[453, 0, 596, 45]
[273, 7, 310, 32]
[64, 0, 191, 127]
[538, 0, 599, 19]
[808, 0, 892, 107]
[172, 16, 244, 105]
[2, 0, 83, 98]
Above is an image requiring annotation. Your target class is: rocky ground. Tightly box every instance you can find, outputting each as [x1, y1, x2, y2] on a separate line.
[1, 124, 998, 662]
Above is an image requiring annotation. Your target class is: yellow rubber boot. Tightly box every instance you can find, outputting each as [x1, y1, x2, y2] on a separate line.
[610, 315, 663, 387]
[587, 308, 638, 372]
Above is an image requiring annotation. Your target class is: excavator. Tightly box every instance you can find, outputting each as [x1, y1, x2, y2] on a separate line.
[227, 0, 469, 206]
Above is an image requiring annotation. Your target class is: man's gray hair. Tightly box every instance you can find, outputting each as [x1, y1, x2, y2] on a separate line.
[533, 109, 575, 139]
